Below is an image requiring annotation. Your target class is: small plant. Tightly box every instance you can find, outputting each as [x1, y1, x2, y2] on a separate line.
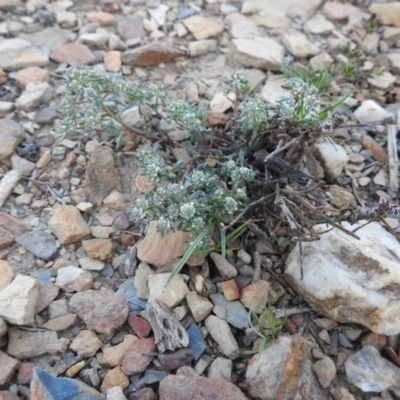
[250, 305, 287, 357]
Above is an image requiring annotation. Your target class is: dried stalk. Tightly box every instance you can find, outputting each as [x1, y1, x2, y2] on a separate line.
[387, 124, 399, 193]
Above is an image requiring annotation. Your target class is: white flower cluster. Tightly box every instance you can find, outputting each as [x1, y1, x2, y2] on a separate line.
[224, 73, 251, 96]
[136, 147, 167, 183]
[238, 98, 269, 134]
[223, 160, 256, 183]
[169, 101, 206, 130]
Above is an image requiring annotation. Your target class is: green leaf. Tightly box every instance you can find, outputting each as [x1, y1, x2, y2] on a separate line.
[166, 223, 214, 285]
[217, 222, 226, 263]
[225, 219, 252, 241]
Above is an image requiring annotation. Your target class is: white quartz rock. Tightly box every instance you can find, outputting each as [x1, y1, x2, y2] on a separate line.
[285, 221, 400, 335]
[315, 141, 349, 183]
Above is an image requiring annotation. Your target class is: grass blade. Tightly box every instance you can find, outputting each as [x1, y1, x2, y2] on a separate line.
[217, 222, 226, 263]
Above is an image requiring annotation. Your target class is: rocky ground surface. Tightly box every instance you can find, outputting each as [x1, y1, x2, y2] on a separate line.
[0, 0, 400, 399]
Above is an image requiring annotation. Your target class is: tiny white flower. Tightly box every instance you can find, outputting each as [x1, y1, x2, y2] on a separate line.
[180, 202, 196, 219]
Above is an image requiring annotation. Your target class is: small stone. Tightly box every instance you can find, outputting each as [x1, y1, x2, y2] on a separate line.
[226, 12, 258, 39]
[363, 136, 387, 163]
[373, 169, 388, 187]
[210, 92, 234, 114]
[48, 299, 69, 319]
[36, 151, 52, 169]
[122, 42, 183, 66]
[128, 388, 156, 400]
[82, 239, 112, 261]
[315, 142, 349, 183]
[148, 273, 189, 308]
[11, 154, 35, 177]
[0, 350, 19, 385]
[209, 253, 237, 278]
[187, 324, 206, 361]
[55, 266, 93, 292]
[282, 29, 320, 58]
[103, 334, 139, 367]
[104, 51, 121, 73]
[304, 14, 334, 35]
[205, 315, 239, 359]
[0, 275, 39, 325]
[353, 100, 393, 124]
[210, 293, 249, 330]
[0, 261, 13, 291]
[117, 278, 147, 313]
[231, 37, 284, 70]
[0, 101, 13, 116]
[8, 328, 68, 359]
[0, 228, 14, 251]
[0, 119, 24, 161]
[103, 190, 125, 210]
[107, 386, 126, 400]
[69, 288, 129, 334]
[86, 11, 116, 25]
[388, 53, 400, 74]
[309, 53, 334, 71]
[15, 231, 58, 260]
[159, 374, 247, 400]
[85, 146, 119, 206]
[322, 1, 360, 21]
[0, 39, 48, 71]
[188, 40, 217, 57]
[369, 2, 400, 28]
[16, 82, 53, 112]
[49, 205, 90, 245]
[66, 361, 85, 378]
[17, 362, 35, 385]
[79, 257, 105, 271]
[122, 337, 156, 375]
[100, 366, 129, 393]
[120, 233, 135, 246]
[30, 367, 104, 400]
[51, 42, 96, 66]
[186, 292, 213, 322]
[239, 280, 269, 313]
[36, 282, 60, 313]
[55, 11, 77, 27]
[158, 348, 194, 371]
[15, 67, 49, 87]
[70, 330, 102, 357]
[42, 314, 77, 331]
[367, 72, 396, 90]
[208, 357, 232, 381]
[79, 29, 109, 47]
[182, 16, 224, 40]
[91, 227, 113, 239]
[312, 356, 336, 388]
[127, 315, 151, 339]
[220, 279, 240, 301]
[361, 332, 387, 351]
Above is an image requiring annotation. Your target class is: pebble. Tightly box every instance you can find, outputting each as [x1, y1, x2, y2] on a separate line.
[220, 279, 240, 301]
[36, 282, 60, 313]
[304, 14, 334, 35]
[70, 330, 102, 357]
[369, 2, 400, 28]
[0, 119, 24, 161]
[117, 278, 147, 312]
[208, 357, 232, 381]
[100, 366, 129, 394]
[312, 356, 336, 388]
[122, 337, 156, 375]
[182, 16, 224, 40]
[188, 40, 217, 57]
[79, 257, 105, 271]
[209, 253, 237, 278]
[133, 262, 153, 300]
[315, 142, 349, 183]
[205, 315, 239, 359]
[148, 273, 189, 308]
[187, 324, 206, 361]
[31, 367, 104, 400]
[55, 266, 93, 292]
[361, 332, 387, 351]
[186, 292, 213, 322]
[15, 67, 49, 87]
[353, 99, 393, 123]
[82, 239, 112, 261]
[16, 82, 54, 112]
[103, 334, 138, 367]
[210, 293, 249, 330]
[15, 231, 58, 260]
[107, 385, 127, 400]
[49, 205, 91, 245]
[50, 42, 96, 66]
[158, 348, 194, 371]
[240, 280, 269, 314]
[0, 350, 20, 385]
[127, 315, 151, 338]
[128, 388, 156, 400]
[226, 12, 258, 39]
[42, 314, 77, 331]
[0, 274, 39, 325]
[0, 261, 14, 291]
[8, 328, 68, 359]
[282, 29, 320, 58]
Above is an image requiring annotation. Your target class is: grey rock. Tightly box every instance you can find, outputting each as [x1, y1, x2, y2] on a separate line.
[19, 27, 76, 50]
[210, 293, 249, 330]
[49, 299, 70, 320]
[134, 262, 153, 300]
[0, 119, 24, 161]
[15, 231, 58, 260]
[208, 357, 232, 381]
[16, 82, 54, 112]
[8, 328, 68, 359]
[209, 253, 237, 278]
[204, 316, 239, 359]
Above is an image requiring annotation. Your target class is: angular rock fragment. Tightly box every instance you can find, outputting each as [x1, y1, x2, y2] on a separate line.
[122, 42, 183, 66]
[50, 42, 96, 66]
[0, 119, 24, 162]
[15, 231, 58, 260]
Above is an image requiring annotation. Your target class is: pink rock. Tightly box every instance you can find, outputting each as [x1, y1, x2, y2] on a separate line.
[15, 67, 49, 87]
[0, 350, 20, 385]
[128, 315, 152, 338]
[104, 51, 121, 72]
[86, 11, 116, 25]
[0, 261, 13, 292]
[0, 212, 29, 236]
[41, 314, 77, 331]
[220, 279, 239, 301]
[51, 42, 96, 66]
[100, 366, 129, 394]
[128, 388, 156, 400]
[70, 330, 103, 357]
[361, 332, 387, 351]
[11, 154, 35, 177]
[240, 280, 270, 313]
[322, 1, 359, 21]
[158, 348, 194, 371]
[17, 362, 35, 385]
[182, 16, 224, 40]
[186, 292, 213, 322]
[122, 337, 156, 375]
[103, 334, 138, 367]
[0, 228, 14, 251]
[159, 375, 247, 400]
[82, 239, 112, 261]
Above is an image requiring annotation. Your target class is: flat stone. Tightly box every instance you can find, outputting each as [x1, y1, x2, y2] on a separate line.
[11, 154, 35, 176]
[0, 0, 21, 11]
[353, 99, 393, 124]
[8, 328, 68, 359]
[17, 362, 35, 385]
[0, 101, 13, 116]
[50, 42, 96, 66]
[122, 42, 183, 66]
[315, 142, 349, 183]
[30, 367, 104, 400]
[312, 356, 336, 389]
[0, 274, 39, 325]
[49, 205, 91, 245]
[79, 257, 105, 271]
[117, 278, 147, 313]
[56, 266, 93, 292]
[117, 17, 145, 41]
[18, 27, 76, 50]
[128, 388, 156, 400]
[103, 334, 138, 367]
[104, 51, 121, 73]
[133, 262, 153, 300]
[106, 386, 126, 400]
[309, 53, 334, 71]
[188, 40, 217, 57]
[210, 92, 234, 114]
[82, 239, 112, 261]
[103, 190, 125, 210]
[0, 227, 14, 251]
[0, 119, 24, 161]
[100, 366, 129, 394]
[304, 14, 334, 35]
[220, 279, 239, 301]
[362, 135, 387, 163]
[85, 146, 119, 206]
[210, 293, 249, 330]
[187, 324, 206, 361]
[122, 337, 156, 375]
[70, 330, 102, 357]
[209, 253, 237, 278]
[0, 350, 19, 385]
[322, 1, 360, 21]
[15, 67, 49, 87]
[15, 231, 58, 260]
[127, 315, 151, 339]
[158, 348, 194, 371]
[36, 282, 60, 313]
[69, 288, 129, 334]
[159, 374, 247, 400]
[208, 357, 232, 381]
[246, 336, 325, 399]
[285, 221, 400, 335]
[368, 72, 396, 90]
[186, 292, 213, 322]
[79, 29, 109, 47]
[282, 29, 320, 58]
[0, 261, 14, 291]
[182, 16, 224, 40]
[0, 39, 49, 71]
[91, 226, 113, 239]
[205, 315, 239, 359]
[86, 11, 116, 25]
[231, 37, 284, 71]
[226, 12, 258, 39]
[369, 2, 400, 28]
[148, 273, 189, 308]
[240, 280, 269, 313]
[41, 314, 77, 331]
